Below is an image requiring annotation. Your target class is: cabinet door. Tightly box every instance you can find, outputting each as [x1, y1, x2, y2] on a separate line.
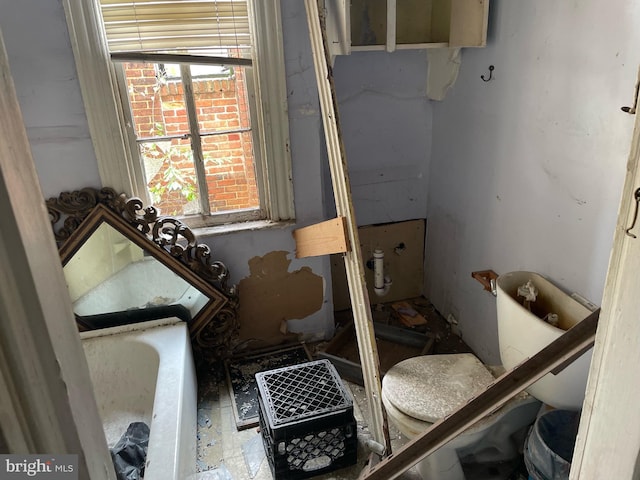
[323, 0, 350, 59]
[449, 0, 490, 47]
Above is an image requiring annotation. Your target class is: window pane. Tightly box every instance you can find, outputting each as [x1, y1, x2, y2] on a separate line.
[192, 64, 259, 214]
[192, 64, 252, 133]
[203, 130, 259, 213]
[123, 62, 190, 138]
[139, 137, 200, 217]
[123, 61, 261, 218]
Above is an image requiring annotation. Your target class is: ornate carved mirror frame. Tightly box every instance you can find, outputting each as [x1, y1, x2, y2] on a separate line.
[48, 187, 239, 363]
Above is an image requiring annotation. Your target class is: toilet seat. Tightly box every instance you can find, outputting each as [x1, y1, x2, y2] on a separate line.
[383, 353, 495, 423]
[382, 353, 541, 479]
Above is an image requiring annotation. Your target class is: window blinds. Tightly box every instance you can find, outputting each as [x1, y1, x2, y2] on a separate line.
[100, 0, 251, 56]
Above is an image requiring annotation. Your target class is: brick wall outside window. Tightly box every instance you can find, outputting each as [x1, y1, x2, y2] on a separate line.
[124, 62, 259, 217]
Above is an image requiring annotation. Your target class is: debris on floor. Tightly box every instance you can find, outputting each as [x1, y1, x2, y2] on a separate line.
[390, 301, 428, 327]
[195, 296, 473, 480]
[196, 462, 233, 480]
[241, 434, 265, 479]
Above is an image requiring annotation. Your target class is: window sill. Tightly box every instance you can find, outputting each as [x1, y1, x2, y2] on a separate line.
[193, 219, 295, 238]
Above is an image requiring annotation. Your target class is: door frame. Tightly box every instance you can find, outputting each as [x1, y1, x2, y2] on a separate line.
[570, 73, 640, 479]
[0, 30, 114, 478]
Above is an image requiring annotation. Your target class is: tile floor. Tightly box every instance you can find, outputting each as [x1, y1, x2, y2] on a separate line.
[195, 370, 421, 480]
[194, 371, 529, 480]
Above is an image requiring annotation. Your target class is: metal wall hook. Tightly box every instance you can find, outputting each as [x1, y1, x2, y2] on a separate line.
[625, 187, 640, 238]
[481, 65, 494, 82]
[621, 70, 640, 114]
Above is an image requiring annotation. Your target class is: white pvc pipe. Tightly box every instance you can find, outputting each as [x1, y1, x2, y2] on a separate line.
[373, 249, 392, 296]
[374, 249, 384, 290]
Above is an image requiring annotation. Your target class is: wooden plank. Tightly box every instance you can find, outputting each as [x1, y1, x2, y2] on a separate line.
[449, 0, 490, 47]
[306, 0, 391, 454]
[360, 309, 600, 480]
[293, 216, 350, 258]
[391, 301, 428, 327]
[386, 0, 396, 52]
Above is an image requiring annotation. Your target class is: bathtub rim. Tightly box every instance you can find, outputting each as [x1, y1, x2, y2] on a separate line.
[79, 316, 183, 340]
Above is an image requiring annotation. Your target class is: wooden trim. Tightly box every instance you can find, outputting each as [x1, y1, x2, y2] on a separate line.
[62, 0, 145, 198]
[360, 309, 600, 480]
[180, 64, 211, 215]
[386, 0, 396, 52]
[293, 217, 350, 258]
[351, 43, 450, 52]
[248, 0, 295, 221]
[305, 0, 391, 454]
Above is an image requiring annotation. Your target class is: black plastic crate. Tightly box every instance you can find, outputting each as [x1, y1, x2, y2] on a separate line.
[256, 359, 357, 479]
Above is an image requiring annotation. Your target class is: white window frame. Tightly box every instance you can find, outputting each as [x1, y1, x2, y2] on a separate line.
[63, 0, 294, 226]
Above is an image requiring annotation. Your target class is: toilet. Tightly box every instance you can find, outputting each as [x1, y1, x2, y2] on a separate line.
[496, 271, 593, 410]
[381, 271, 594, 479]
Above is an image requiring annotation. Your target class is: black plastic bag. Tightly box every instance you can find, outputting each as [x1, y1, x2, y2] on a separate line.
[110, 422, 150, 480]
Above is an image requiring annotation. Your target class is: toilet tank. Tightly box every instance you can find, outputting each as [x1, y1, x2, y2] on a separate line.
[496, 271, 594, 410]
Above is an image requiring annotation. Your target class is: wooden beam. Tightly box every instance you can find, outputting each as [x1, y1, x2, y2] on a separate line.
[359, 309, 600, 480]
[305, 0, 391, 454]
[293, 216, 350, 258]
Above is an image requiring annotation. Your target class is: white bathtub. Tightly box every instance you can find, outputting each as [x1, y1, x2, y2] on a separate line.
[81, 318, 197, 479]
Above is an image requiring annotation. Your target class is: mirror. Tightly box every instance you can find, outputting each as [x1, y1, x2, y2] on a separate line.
[48, 187, 238, 362]
[64, 220, 209, 330]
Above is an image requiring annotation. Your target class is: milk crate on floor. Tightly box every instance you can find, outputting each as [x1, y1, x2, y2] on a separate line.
[255, 359, 358, 480]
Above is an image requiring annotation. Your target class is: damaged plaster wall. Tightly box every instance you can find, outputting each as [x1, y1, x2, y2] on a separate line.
[426, 0, 640, 363]
[237, 251, 324, 348]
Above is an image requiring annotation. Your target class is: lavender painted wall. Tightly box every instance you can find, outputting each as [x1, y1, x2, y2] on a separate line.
[426, 0, 640, 362]
[0, 0, 101, 198]
[332, 50, 432, 226]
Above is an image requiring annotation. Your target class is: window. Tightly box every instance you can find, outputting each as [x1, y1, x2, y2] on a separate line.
[63, 0, 294, 227]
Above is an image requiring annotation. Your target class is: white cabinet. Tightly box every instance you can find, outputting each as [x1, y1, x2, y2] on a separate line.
[324, 0, 489, 57]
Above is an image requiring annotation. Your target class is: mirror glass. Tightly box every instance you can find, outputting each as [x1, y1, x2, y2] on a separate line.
[59, 204, 228, 334]
[64, 222, 209, 329]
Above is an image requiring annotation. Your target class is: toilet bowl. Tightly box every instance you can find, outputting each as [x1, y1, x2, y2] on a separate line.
[381, 271, 593, 479]
[382, 354, 541, 480]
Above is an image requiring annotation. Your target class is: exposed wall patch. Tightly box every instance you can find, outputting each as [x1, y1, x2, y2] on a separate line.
[237, 251, 324, 348]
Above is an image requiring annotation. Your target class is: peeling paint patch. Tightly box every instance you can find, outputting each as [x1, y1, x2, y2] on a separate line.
[237, 251, 323, 348]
